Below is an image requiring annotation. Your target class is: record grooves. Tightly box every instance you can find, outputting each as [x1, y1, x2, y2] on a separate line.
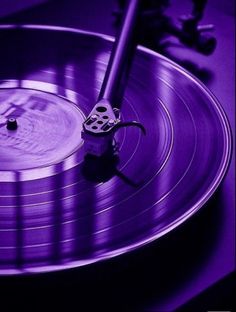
[0, 25, 231, 274]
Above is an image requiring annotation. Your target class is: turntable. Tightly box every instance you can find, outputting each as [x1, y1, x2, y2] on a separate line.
[0, 0, 234, 310]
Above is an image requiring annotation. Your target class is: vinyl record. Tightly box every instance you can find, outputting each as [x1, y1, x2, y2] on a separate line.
[0, 25, 231, 274]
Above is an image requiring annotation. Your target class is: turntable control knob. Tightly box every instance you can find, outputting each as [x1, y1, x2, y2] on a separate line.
[7, 118, 18, 130]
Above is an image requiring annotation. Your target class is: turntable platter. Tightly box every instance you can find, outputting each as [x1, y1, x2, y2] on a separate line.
[0, 25, 231, 274]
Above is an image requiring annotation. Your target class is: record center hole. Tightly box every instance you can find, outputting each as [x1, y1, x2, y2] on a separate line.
[96, 106, 107, 113]
[97, 121, 103, 124]
[103, 115, 109, 119]
[92, 126, 98, 129]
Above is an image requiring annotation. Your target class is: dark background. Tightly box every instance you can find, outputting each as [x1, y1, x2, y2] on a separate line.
[0, 1, 235, 311]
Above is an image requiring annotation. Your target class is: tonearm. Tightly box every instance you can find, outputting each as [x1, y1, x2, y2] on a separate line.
[81, 0, 216, 157]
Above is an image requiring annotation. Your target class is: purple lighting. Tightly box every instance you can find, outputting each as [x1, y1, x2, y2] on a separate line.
[0, 25, 232, 276]
[0, 0, 234, 310]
